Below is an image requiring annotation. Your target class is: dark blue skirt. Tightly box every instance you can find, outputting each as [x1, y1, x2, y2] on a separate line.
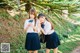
[25, 33, 41, 50]
[45, 32, 60, 49]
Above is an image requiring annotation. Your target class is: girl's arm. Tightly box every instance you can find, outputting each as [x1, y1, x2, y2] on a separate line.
[39, 22, 51, 35]
[44, 22, 51, 34]
[33, 20, 41, 33]
[24, 20, 32, 32]
[40, 27, 45, 34]
[38, 22, 46, 34]
[33, 26, 38, 32]
[24, 24, 32, 32]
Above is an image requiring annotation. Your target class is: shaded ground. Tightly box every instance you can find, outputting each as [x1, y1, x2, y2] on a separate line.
[71, 46, 80, 53]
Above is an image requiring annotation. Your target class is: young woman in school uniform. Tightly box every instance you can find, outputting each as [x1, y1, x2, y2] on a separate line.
[24, 9, 41, 53]
[38, 13, 60, 53]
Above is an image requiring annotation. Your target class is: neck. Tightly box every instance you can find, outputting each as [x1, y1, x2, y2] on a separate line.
[30, 18, 34, 20]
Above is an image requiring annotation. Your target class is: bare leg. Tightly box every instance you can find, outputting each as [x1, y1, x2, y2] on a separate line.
[28, 51, 33, 53]
[53, 47, 58, 53]
[33, 50, 38, 53]
[46, 49, 50, 53]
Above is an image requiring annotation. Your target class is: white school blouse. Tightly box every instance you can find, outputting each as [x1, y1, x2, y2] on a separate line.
[24, 19, 40, 33]
[43, 20, 54, 35]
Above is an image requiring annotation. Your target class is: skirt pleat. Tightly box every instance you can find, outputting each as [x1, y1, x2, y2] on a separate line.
[25, 33, 41, 50]
[45, 32, 60, 49]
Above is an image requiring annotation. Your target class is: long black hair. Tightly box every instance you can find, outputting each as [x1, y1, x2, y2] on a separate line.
[38, 13, 54, 29]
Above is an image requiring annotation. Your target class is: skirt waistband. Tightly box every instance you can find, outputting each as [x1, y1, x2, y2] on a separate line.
[45, 31, 55, 35]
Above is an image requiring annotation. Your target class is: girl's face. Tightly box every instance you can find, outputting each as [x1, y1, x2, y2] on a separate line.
[30, 14, 35, 19]
[39, 16, 45, 23]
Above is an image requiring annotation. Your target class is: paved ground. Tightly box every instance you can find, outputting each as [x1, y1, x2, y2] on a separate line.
[71, 46, 80, 53]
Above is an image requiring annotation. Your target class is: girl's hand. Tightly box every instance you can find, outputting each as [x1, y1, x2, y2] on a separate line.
[39, 21, 42, 24]
[33, 26, 38, 32]
[38, 20, 42, 28]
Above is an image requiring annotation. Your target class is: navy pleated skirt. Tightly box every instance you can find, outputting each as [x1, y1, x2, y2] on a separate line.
[25, 33, 41, 50]
[45, 32, 60, 49]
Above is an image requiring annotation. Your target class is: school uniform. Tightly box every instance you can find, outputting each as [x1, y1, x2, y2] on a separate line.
[24, 19, 41, 50]
[42, 20, 60, 49]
